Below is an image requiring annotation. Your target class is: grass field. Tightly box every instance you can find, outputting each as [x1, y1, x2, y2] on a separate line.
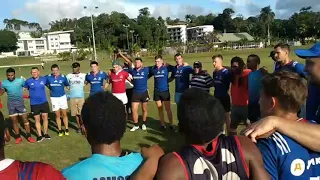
[1, 47, 308, 170]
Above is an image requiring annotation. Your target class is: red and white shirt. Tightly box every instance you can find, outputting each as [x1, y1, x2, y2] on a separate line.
[109, 70, 129, 93]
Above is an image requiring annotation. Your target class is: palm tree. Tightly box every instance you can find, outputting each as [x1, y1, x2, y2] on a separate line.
[3, 19, 13, 30]
[259, 6, 275, 46]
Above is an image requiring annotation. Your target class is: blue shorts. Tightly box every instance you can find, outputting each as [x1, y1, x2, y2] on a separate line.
[175, 93, 183, 104]
[7, 100, 27, 116]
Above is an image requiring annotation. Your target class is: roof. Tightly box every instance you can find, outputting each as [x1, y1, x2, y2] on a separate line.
[187, 25, 214, 30]
[217, 32, 254, 42]
[45, 30, 74, 35]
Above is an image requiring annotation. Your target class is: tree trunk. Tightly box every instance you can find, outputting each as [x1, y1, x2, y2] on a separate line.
[267, 23, 271, 46]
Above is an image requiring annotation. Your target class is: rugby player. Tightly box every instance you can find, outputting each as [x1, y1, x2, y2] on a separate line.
[212, 54, 231, 132]
[247, 55, 265, 123]
[150, 55, 174, 130]
[62, 92, 143, 179]
[85, 61, 108, 96]
[66, 62, 86, 134]
[46, 64, 70, 137]
[244, 43, 320, 152]
[189, 61, 214, 92]
[0, 68, 35, 144]
[24, 67, 51, 142]
[171, 53, 193, 104]
[0, 111, 65, 179]
[229, 57, 251, 135]
[106, 60, 132, 106]
[131, 88, 269, 180]
[254, 71, 320, 179]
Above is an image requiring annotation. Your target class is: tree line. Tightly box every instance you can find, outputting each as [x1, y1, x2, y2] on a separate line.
[1, 6, 320, 54]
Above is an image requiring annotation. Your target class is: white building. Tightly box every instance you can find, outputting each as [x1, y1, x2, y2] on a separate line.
[187, 25, 214, 42]
[11, 30, 74, 57]
[45, 30, 74, 54]
[166, 25, 187, 44]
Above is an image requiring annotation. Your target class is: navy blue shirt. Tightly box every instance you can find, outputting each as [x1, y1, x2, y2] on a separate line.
[149, 65, 174, 92]
[306, 84, 320, 123]
[46, 74, 69, 97]
[24, 76, 48, 105]
[129, 67, 150, 93]
[172, 65, 193, 93]
[213, 68, 230, 97]
[85, 71, 108, 95]
[274, 61, 307, 78]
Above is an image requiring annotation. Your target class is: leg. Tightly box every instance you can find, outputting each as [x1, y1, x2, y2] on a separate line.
[10, 115, 20, 138]
[34, 115, 42, 137]
[228, 106, 239, 136]
[55, 110, 62, 131]
[131, 102, 140, 124]
[41, 113, 49, 135]
[61, 109, 68, 130]
[21, 113, 31, 136]
[163, 101, 173, 126]
[141, 102, 148, 123]
[156, 101, 165, 126]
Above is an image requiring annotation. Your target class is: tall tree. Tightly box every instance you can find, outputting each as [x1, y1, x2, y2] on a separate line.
[0, 30, 18, 53]
[259, 6, 275, 45]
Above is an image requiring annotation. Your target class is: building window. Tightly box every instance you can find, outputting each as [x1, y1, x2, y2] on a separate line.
[55, 38, 58, 40]
[51, 38, 53, 40]
[36, 46, 45, 50]
[29, 46, 33, 49]
[36, 40, 44, 45]
[18, 41, 22, 43]
[28, 40, 33, 43]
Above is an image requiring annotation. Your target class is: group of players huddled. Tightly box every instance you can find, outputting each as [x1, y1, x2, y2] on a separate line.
[1, 43, 320, 179]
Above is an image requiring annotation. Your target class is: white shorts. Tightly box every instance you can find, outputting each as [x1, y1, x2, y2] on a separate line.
[50, 95, 68, 111]
[113, 93, 128, 105]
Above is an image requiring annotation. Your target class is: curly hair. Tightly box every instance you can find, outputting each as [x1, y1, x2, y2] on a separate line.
[178, 88, 225, 145]
[231, 56, 246, 86]
[81, 92, 126, 145]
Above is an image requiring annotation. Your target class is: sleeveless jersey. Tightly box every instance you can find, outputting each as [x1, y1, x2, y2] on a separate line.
[0, 159, 65, 180]
[175, 135, 249, 180]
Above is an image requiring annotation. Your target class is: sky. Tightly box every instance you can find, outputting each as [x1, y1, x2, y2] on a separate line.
[1, 0, 320, 29]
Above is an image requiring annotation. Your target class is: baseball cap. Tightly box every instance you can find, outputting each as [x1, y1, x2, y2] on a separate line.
[112, 59, 121, 66]
[295, 42, 320, 58]
[71, 62, 80, 68]
[269, 50, 276, 58]
[193, 61, 202, 68]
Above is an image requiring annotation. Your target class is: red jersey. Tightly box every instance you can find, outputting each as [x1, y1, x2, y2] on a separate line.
[0, 159, 65, 180]
[231, 69, 251, 106]
[109, 70, 129, 93]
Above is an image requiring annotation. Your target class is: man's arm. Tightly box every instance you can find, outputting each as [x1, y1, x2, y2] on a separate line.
[156, 153, 186, 180]
[244, 116, 320, 152]
[118, 52, 132, 65]
[168, 70, 175, 83]
[237, 136, 270, 180]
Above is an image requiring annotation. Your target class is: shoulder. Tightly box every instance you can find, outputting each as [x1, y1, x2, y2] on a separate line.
[61, 74, 65, 78]
[257, 132, 291, 156]
[62, 158, 91, 176]
[236, 136, 263, 161]
[156, 152, 185, 179]
[25, 162, 64, 179]
[222, 68, 229, 73]
[87, 72, 91, 76]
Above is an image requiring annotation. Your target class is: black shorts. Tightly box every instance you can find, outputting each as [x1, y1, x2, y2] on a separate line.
[248, 102, 261, 123]
[126, 88, 133, 105]
[132, 91, 149, 103]
[153, 90, 170, 102]
[216, 95, 231, 112]
[31, 102, 50, 115]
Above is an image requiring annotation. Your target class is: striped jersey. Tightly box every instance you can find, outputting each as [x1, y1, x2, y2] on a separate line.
[257, 119, 320, 180]
[174, 135, 249, 180]
[190, 71, 214, 92]
[0, 159, 65, 180]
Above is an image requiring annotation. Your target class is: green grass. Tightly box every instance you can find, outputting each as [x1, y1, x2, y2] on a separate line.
[2, 47, 307, 170]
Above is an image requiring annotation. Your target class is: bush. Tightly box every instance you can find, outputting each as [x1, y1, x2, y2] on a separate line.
[76, 49, 91, 61]
[58, 52, 72, 61]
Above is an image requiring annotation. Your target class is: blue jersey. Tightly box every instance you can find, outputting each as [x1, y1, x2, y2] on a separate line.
[306, 84, 320, 123]
[248, 70, 263, 103]
[172, 65, 193, 93]
[62, 153, 143, 180]
[24, 77, 48, 105]
[274, 61, 307, 79]
[257, 122, 320, 180]
[129, 67, 150, 93]
[149, 65, 174, 92]
[1, 78, 24, 101]
[46, 74, 69, 97]
[213, 68, 230, 97]
[85, 71, 108, 95]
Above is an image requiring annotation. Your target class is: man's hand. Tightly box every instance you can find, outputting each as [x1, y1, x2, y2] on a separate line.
[183, 62, 189, 66]
[141, 145, 165, 160]
[243, 116, 279, 143]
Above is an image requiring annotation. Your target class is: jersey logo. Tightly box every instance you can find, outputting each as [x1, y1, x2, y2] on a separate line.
[271, 132, 291, 155]
[31, 83, 34, 86]
[292, 61, 298, 67]
[120, 75, 123, 79]
[137, 73, 140, 75]
[290, 159, 305, 176]
[54, 80, 58, 83]
[59, 80, 62, 83]
[141, 72, 144, 75]
[161, 70, 165, 74]
[93, 78, 97, 80]
[157, 71, 160, 74]
[98, 77, 101, 80]
[40, 81, 44, 85]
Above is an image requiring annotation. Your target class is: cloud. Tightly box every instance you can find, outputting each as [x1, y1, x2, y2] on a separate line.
[274, 0, 320, 19]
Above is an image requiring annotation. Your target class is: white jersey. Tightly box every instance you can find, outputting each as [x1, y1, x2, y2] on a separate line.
[66, 73, 86, 98]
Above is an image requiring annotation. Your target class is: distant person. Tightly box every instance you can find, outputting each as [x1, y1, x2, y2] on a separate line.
[256, 71, 320, 179]
[0, 68, 36, 144]
[212, 54, 231, 132]
[189, 61, 214, 92]
[41, 61, 44, 70]
[66, 62, 86, 134]
[269, 50, 279, 71]
[171, 53, 193, 104]
[0, 111, 66, 180]
[131, 88, 270, 180]
[46, 64, 70, 137]
[229, 57, 251, 135]
[85, 61, 108, 96]
[62, 92, 143, 180]
[246, 54, 265, 123]
[149, 55, 174, 130]
[24, 67, 51, 142]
